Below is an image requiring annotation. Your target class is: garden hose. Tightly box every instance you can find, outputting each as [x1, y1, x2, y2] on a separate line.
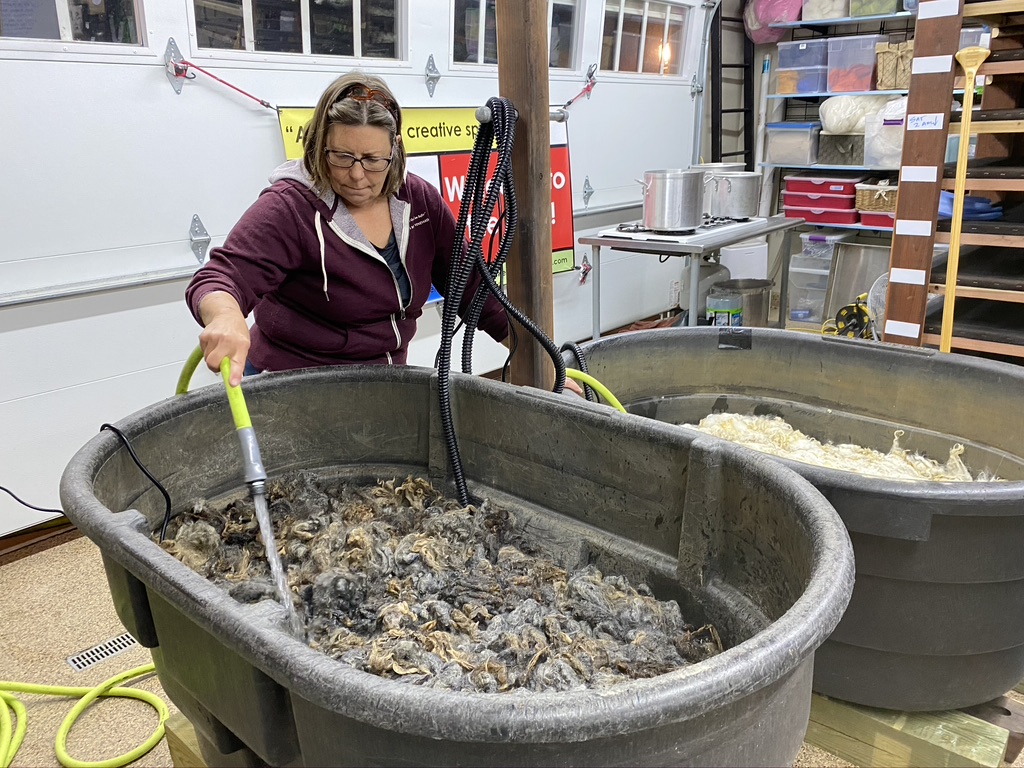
[174, 345, 205, 396]
[565, 369, 626, 413]
[218, 357, 267, 490]
[0, 664, 169, 768]
[176, 347, 266, 490]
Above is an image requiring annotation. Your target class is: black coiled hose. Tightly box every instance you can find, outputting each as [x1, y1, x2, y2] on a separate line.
[560, 342, 595, 402]
[437, 96, 570, 506]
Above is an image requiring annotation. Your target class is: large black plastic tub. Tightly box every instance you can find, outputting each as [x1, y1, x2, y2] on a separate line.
[571, 328, 1024, 712]
[60, 367, 853, 767]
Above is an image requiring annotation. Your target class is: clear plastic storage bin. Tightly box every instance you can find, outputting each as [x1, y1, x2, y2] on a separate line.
[778, 39, 829, 69]
[828, 34, 886, 92]
[777, 67, 829, 94]
[864, 116, 904, 169]
[766, 122, 822, 165]
[960, 27, 991, 50]
[799, 229, 855, 260]
[789, 278, 830, 322]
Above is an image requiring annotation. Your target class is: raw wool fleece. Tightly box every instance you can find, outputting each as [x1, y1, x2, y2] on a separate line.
[686, 413, 999, 482]
[160, 473, 723, 693]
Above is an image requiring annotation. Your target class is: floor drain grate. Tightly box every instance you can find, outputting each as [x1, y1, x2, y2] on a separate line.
[67, 632, 139, 671]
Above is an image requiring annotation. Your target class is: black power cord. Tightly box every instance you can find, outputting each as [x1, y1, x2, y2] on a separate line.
[0, 486, 62, 514]
[3, 425, 174, 541]
[436, 96, 569, 506]
[99, 424, 174, 541]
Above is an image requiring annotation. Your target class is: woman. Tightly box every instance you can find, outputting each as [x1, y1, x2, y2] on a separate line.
[186, 72, 509, 385]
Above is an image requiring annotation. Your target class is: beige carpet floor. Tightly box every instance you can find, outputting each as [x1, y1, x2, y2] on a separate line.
[1, 533, 174, 767]
[0, 533, 1018, 768]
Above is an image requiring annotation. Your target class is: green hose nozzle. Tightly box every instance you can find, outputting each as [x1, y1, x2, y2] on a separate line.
[219, 358, 267, 489]
[176, 347, 266, 490]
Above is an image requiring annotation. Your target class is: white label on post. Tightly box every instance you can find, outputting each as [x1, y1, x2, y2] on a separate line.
[885, 319, 922, 338]
[901, 166, 938, 183]
[895, 219, 933, 236]
[918, 0, 959, 19]
[907, 113, 945, 131]
[911, 55, 953, 75]
[890, 268, 927, 285]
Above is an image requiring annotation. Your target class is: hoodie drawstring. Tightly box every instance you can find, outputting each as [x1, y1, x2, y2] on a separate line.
[315, 210, 329, 301]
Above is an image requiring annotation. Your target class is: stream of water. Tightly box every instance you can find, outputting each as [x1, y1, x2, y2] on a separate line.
[252, 491, 304, 638]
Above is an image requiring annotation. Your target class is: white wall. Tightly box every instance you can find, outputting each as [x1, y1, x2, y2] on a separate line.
[0, 0, 706, 535]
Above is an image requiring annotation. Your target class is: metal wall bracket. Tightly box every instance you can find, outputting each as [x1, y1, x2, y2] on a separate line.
[690, 74, 704, 99]
[582, 177, 595, 209]
[425, 54, 441, 97]
[165, 38, 186, 95]
[189, 214, 211, 263]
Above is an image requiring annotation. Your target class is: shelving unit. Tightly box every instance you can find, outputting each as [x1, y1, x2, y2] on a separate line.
[763, 14, 911, 325]
[886, 0, 1024, 358]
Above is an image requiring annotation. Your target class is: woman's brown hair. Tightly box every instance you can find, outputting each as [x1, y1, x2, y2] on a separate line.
[303, 72, 407, 198]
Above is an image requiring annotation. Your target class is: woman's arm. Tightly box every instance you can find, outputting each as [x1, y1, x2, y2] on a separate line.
[197, 291, 250, 386]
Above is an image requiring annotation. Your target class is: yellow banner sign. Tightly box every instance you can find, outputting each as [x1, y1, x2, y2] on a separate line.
[277, 106, 575, 274]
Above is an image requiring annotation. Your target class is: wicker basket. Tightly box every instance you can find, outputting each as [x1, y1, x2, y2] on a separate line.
[876, 40, 913, 90]
[855, 182, 898, 213]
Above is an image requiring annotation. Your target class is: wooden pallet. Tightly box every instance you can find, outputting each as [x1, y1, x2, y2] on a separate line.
[805, 693, 1019, 768]
[164, 691, 1024, 768]
[165, 711, 206, 768]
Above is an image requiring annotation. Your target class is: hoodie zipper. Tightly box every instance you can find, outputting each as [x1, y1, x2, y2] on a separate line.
[328, 208, 409, 354]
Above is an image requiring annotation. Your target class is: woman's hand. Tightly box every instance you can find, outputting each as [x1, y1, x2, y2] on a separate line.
[198, 292, 251, 386]
[563, 377, 585, 397]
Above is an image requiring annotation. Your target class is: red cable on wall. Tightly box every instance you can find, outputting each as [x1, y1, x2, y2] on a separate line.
[171, 60, 276, 110]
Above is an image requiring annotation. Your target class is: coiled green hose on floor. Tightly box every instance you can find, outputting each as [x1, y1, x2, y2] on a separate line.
[0, 664, 169, 768]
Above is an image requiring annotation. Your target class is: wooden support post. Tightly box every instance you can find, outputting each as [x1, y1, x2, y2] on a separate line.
[496, 0, 555, 389]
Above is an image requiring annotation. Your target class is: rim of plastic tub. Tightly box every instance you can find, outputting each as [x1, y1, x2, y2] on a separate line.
[579, 327, 1024, 508]
[59, 366, 855, 744]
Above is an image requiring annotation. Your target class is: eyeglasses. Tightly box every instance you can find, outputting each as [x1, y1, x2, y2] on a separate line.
[324, 150, 393, 172]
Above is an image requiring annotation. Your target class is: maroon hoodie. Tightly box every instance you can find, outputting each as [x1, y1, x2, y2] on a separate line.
[186, 162, 509, 371]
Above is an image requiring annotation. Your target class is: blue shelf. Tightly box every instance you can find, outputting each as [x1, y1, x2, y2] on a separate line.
[797, 222, 894, 232]
[769, 11, 913, 28]
[769, 89, 909, 99]
[761, 163, 890, 171]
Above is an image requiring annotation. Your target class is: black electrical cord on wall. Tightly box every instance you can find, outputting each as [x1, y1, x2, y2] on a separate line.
[436, 96, 570, 507]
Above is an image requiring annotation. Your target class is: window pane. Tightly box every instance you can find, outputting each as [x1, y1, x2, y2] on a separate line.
[254, 0, 301, 52]
[2, 0, 61, 39]
[600, 1, 619, 72]
[618, 0, 643, 72]
[642, 2, 668, 74]
[195, 0, 245, 50]
[1, 0, 140, 42]
[361, 0, 396, 58]
[549, 0, 575, 69]
[452, 0, 495, 65]
[452, 0, 475, 63]
[665, 5, 686, 75]
[482, 0, 496, 64]
[311, 0, 353, 56]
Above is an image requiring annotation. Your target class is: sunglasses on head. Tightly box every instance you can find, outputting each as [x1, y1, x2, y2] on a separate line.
[340, 84, 399, 121]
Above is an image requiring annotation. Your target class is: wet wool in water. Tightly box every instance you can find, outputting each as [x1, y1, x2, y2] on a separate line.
[159, 472, 722, 693]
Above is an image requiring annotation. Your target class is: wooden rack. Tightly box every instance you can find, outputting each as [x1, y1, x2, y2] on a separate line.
[886, 0, 1024, 358]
